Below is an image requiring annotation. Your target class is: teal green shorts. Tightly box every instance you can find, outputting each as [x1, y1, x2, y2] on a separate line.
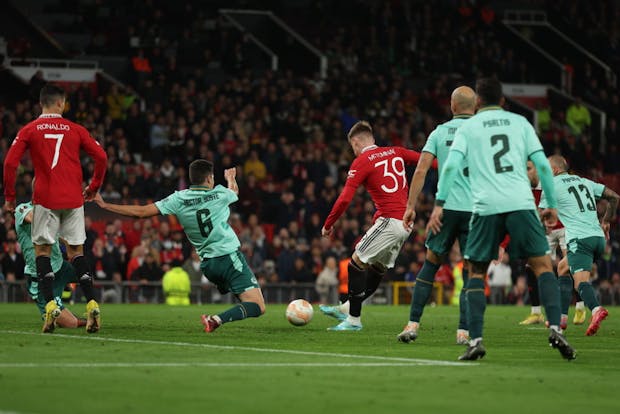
[200, 250, 259, 295]
[465, 210, 549, 262]
[425, 209, 471, 257]
[567, 236, 605, 274]
[26, 261, 76, 315]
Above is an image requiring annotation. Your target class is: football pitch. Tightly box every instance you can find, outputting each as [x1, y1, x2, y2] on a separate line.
[1, 304, 618, 414]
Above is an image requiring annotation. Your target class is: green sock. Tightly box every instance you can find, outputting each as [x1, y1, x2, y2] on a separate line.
[458, 268, 469, 330]
[577, 281, 600, 311]
[558, 276, 573, 315]
[537, 272, 561, 326]
[217, 302, 262, 323]
[408, 260, 439, 322]
[466, 278, 486, 339]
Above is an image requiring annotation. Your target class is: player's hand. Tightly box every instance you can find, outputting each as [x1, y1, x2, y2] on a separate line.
[83, 186, 96, 202]
[321, 226, 333, 238]
[601, 221, 610, 241]
[93, 192, 106, 208]
[427, 206, 443, 235]
[2, 200, 16, 214]
[541, 208, 558, 228]
[402, 207, 416, 230]
[224, 168, 236, 180]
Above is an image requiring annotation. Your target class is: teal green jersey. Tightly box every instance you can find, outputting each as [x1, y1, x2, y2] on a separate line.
[450, 106, 543, 215]
[14, 202, 64, 274]
[539, 174, 605, 240]
[155, 185, 240, 259]
[423, 115, 472, 211]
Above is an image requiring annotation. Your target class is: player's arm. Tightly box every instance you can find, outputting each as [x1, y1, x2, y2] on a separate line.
[224, 168, 239, 195]
[600, 186, 619, 240]
[530, 151, 558, 225]
[3, 134, 29, 213]
[80, 129, 108, 201]
[428, 149, 464, 234]
[403, 152, 436, 229]
[322, 162, 366, 236]
[94, 193, 160, 218]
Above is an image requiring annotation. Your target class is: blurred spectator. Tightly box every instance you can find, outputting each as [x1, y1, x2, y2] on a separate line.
[131, 252, 164, 303]
[315, 256, 339, 304]
[488, 253, 512, 305]
[566, 97, 591, 136]
[162, 262, 191, 305]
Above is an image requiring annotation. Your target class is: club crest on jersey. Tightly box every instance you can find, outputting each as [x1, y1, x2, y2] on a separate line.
[347, 169, 357, 178]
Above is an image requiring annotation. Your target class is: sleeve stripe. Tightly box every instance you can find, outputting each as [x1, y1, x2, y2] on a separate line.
[528, 149, 544, 158]
[451, 148, 466, 156]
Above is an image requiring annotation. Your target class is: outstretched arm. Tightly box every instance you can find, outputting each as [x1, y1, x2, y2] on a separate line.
[94, 193, 160, 218]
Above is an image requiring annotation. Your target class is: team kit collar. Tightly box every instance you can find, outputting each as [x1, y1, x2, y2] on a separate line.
[477, 105, 503, 113]
[453, 114, 473, 119]
[38, 113, 63, 118]
[190, 185, 211, 191]
[360, 145, 378, 153]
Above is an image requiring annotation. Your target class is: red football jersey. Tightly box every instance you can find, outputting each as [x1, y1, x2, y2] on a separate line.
[533, 184, 563, 229]
[3, 113, 107, 209]
[324, 145, 428, 229]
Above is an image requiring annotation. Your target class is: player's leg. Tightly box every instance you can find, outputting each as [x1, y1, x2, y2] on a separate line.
[62, 206, 99, 332]
[32, 204, 61, 332]
[567, 237, 608, 336]
[519, 265, 544, 324]
[456, 215, 471, 344]
[53, 261, 86, 328]
[457, 213, 503, 360]
[510, 211, 575, 359]
[557, 257, 572, 329]
[201, 251, 264, 332]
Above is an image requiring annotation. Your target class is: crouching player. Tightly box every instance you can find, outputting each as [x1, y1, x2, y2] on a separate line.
[15, 202, 86, 330]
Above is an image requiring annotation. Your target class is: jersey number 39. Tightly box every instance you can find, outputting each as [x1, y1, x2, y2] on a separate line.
[375, 157, 406, 193]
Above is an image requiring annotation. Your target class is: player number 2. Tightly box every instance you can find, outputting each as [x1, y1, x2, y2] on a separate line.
[196, 209, 213, 237]
[44, 133, 64, 169]
[375, 157, 406, 193]
[491, 134, 513, 174]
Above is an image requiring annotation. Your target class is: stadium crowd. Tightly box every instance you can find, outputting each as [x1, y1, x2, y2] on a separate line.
[1, 0, 620, 305]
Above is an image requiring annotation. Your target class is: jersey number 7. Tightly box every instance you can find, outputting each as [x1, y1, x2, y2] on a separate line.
[44, 133, 64, 169]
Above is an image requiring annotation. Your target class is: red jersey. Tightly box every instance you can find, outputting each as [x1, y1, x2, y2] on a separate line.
[3, 114, 107, 209]
[324, 145, 432, 229]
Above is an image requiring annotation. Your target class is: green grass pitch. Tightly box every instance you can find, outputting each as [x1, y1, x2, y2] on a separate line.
[1, 303, 618, 414]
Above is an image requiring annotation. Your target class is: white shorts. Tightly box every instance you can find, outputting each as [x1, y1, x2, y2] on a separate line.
[32, 204, 86, 246]
[354, 217, 411, 269]
[546, 227, 567, 261]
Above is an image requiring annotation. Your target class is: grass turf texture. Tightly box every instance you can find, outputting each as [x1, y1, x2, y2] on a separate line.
[1, 304, 618, 414]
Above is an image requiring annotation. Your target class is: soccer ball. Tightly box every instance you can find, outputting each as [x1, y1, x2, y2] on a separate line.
[286, 299, 314, 326]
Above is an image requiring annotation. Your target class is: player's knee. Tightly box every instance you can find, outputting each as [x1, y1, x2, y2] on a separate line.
[426, 249, 442, 265]
[470, 261, 490, 275]
[369, 263, 387, 276]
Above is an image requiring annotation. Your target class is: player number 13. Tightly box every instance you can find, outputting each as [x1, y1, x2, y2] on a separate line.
[44, 133, 64, 169]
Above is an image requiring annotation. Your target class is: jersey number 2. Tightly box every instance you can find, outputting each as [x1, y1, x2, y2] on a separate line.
[375, 157, 406, 193]
[491, 134, 513, 174]
[44, 133, 64, 169]
[196, 209, 213, 237]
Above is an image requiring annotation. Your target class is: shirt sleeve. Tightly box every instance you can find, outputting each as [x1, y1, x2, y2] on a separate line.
[585, 179, 605, 199]
[79, 127, 108, 192]
[323, 159, 368, 229]
[523, 119, 544, 157]
[421, 130, 437, 156]
[155, 192, 179, 215]
[216, 185, 239, 205]
[3, 129, 29, 202]
[538, 190, 548, 209]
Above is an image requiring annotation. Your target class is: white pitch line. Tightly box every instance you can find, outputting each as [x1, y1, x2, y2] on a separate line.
[0, 330, 475, 367]
[0, 362, 448, 368]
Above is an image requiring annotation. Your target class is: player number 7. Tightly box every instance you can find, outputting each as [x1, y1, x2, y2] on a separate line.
[44, 133, 64, 169]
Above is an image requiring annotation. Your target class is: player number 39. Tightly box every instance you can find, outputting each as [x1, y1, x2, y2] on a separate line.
[375, 157, 406, 193]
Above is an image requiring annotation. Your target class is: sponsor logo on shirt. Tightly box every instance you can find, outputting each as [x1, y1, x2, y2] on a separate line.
[347, 169, 356, 179]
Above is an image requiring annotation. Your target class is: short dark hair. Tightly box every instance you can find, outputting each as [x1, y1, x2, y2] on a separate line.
[347, 120, 373, 141]
[39, 84, 66, 107]
[189, 159, 214, 185]
[475, 77, 503, 106]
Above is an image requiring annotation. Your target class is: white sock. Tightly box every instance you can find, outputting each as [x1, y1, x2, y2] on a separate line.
[339, 301, 350, 315]
[576, 301, 585, 310]
[213, 315, 222, 324]
[470, 337, 482, 346]
[347, 315, 361, 326]
[550, 325, 561, 333]
[531, 306, 542, 314]
[592, 306, 601, 314]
